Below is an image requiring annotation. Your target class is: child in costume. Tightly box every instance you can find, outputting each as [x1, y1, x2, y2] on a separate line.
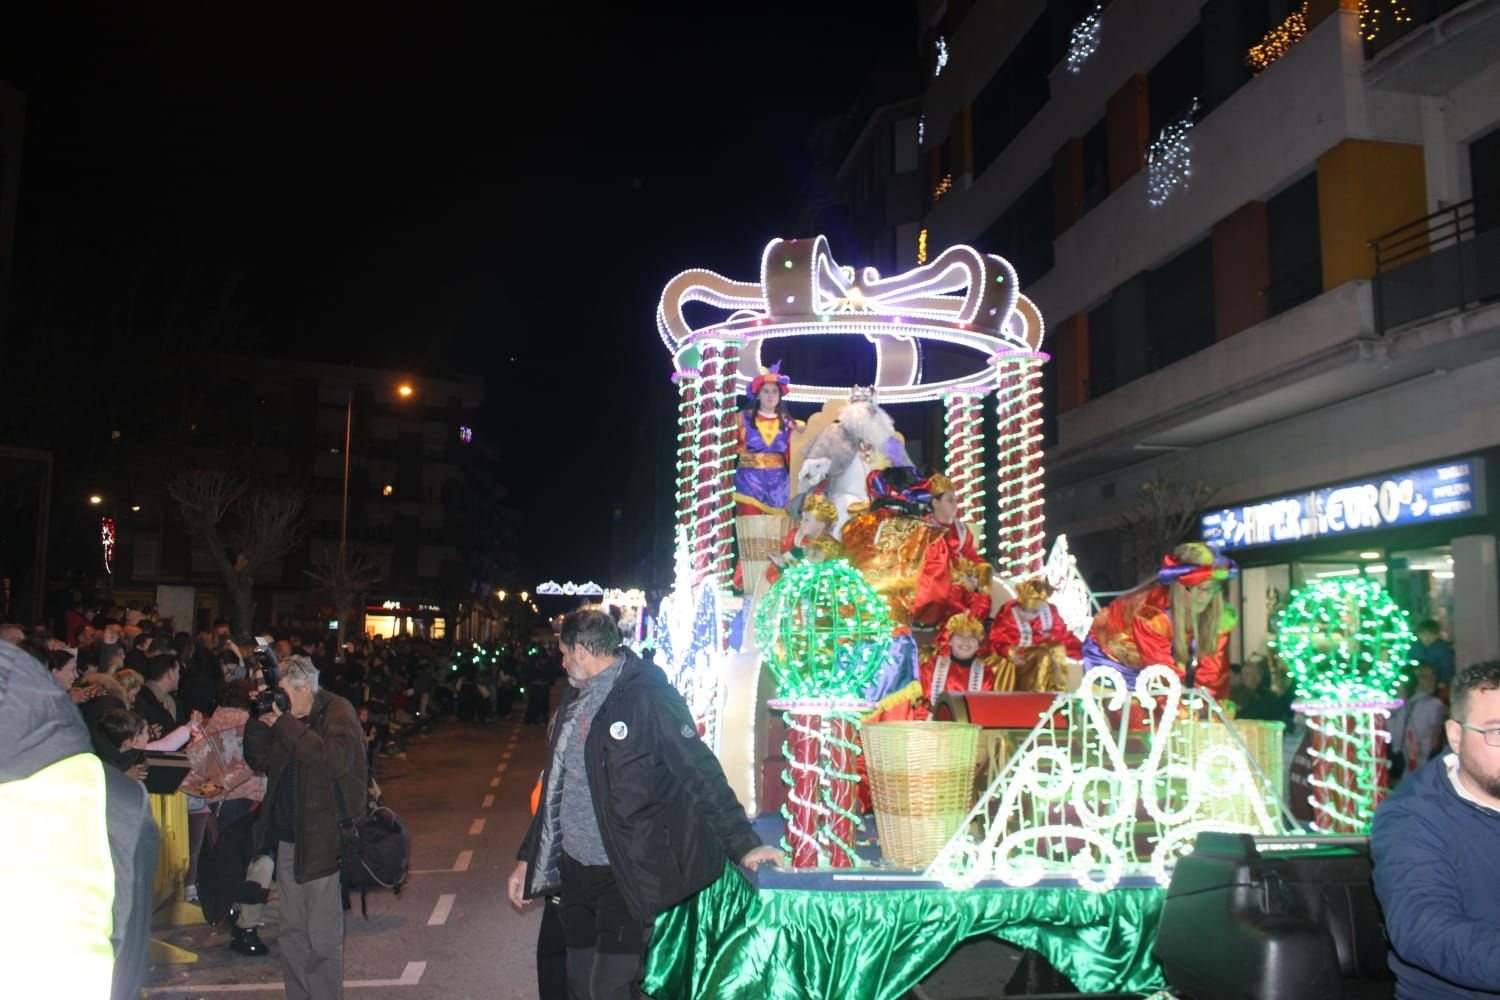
[1082, 542, 1237, 699]
[918, 612, 1016, 706]
[990, 578, 1082, 692]
[912, 473, 993, 627]
[767, 493, 839, 584]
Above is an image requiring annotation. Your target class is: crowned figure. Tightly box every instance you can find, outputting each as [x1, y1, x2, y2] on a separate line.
[918, 612, 1016, 705]
[990, 577, 1083, 692]
[1082, 542, 1238, 699]
[766, 493, 841, 585]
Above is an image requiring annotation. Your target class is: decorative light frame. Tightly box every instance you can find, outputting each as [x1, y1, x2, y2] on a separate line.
[926, 665, 1289, 892]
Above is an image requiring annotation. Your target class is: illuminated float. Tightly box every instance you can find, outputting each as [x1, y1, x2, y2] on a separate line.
[638, 236, 1294, 997]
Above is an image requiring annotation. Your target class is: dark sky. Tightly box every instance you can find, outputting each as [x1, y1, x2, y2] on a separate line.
[2, 3, 916, 584]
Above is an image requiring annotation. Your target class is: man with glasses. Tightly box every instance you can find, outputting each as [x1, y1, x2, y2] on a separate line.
[1372, 660, 1500, 996]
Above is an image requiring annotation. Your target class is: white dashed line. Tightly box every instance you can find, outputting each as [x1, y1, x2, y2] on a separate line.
[468, 818, 486, 836]
[482, 794, 494, 808]
[496, 763, 508, 774]
[146, 960, 428, 991]
[427, 894, 456, 926]
[409, 850, 472, 876]
[489, 777, 500, 788]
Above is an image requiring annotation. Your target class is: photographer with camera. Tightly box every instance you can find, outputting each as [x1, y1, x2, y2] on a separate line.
[242, 655, 366, 1000]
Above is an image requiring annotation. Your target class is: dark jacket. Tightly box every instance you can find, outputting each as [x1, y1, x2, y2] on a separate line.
[517, 647, 762, 921]
[1371, 750, 1500, 997]
[243, 688, 367, 884]
[135, 684, 181, 742]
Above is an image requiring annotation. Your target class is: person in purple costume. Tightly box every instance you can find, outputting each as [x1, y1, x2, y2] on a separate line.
[734, 362, 802, 515]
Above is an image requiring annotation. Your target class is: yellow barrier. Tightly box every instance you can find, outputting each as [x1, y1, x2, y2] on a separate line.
[148, 793, 201, 964]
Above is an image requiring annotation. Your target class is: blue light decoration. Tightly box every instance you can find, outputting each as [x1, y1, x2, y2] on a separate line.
[1203, 458, 1484, 551]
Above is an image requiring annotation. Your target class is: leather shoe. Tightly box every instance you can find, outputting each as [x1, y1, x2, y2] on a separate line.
[229, 926, 269, 957]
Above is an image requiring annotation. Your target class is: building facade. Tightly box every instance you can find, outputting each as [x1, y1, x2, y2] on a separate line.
[68, 357, 517, 641]
[916, 0, 1500, 665]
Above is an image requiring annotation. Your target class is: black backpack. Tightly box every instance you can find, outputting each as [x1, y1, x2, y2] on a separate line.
[332, 782, 410, 916]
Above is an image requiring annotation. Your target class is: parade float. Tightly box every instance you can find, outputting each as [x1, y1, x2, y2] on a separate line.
[622, 235, 1333, 999]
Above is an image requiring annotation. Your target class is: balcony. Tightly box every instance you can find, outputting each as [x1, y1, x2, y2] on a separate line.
[1362, 0, 1500, 94]
[1372, 193, 1500, 332]
[1050, 275, 1500, 487]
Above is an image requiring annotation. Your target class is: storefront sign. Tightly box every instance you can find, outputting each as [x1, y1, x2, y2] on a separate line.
[1202, 458, 1484, 551]
[365, 600, 442, 614]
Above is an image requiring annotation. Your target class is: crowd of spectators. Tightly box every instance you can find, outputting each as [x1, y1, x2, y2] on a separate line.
[0, 597, 499, 985]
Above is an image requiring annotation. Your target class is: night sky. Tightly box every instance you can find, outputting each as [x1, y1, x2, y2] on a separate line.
[2, 4, 916, 583]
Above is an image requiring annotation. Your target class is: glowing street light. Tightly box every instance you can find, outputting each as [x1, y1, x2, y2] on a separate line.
[130, 505, 142, 512]
[397, 384, 414, 399]
[497, 590, 507, 601]
[520, 591, 529, 603]
[88, 495, 103, 505]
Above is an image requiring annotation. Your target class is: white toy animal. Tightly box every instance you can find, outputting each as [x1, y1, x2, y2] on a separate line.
[794, 398, 913, 529]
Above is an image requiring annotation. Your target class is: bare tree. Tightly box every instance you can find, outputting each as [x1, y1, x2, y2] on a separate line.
[1118, 474, 1217, 579]
[167, 470, 307, 635]
[304, 551, 383, 646]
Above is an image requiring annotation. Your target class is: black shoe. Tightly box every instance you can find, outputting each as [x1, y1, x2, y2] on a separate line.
[230, 926, 269, 957]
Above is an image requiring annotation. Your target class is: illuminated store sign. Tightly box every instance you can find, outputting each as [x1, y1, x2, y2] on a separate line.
[1202, 459, 1484, 551]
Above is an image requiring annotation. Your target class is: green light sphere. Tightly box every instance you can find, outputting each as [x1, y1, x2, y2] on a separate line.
[1271, 577, 1414, 703]
[754, 558, 893, 700]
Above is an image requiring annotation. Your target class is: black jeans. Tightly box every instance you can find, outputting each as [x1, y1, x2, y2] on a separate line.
[558, 853, 652, 1000]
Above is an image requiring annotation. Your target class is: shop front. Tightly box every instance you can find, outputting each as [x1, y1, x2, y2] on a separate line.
[363, 598, 447, 640]
[1200, 452, 1500, 668]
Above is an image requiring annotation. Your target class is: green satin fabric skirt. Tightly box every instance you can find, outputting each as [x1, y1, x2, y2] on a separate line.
[643, 865, 1166, 1000]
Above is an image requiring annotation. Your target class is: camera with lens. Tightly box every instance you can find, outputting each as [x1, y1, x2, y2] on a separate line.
[250, 666, 290, 719]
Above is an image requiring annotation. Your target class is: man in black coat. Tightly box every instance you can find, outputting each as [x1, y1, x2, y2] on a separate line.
[507, 609, 781, 999]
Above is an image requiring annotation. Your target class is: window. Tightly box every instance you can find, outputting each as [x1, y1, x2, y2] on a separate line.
[1081, 118, 1109, 215]
[1266, 173, 1323, 316]
[1087, 298, 1116, 398]
[1470, 125, 1500, 233]
[976, 170, 1055, 284]
[1148, 26, 1204, 136]
[971, 16, 1051, 176]
[1145, 239, 1215, 370]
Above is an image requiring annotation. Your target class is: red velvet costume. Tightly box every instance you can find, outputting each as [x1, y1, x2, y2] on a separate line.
[1084, 584, 1232, 700]
[912, 519, 991, 626]
[990, 600, 1083, 664]
[917, 646, 1013, 702]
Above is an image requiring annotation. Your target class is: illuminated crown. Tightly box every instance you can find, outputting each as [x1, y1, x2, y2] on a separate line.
[658, 236, 1047, 404]
[1015, 577, 1055, 604]
[945, 612, 985, 638]
[928, 473, 954, 497]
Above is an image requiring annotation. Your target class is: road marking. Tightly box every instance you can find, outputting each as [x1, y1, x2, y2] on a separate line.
[410, 850, 471, 875]
[496, 763, 509, 774]
[501, 750, 513, 761]
[468, 818, 486, 836]
[145, 960, 427, 992]
[489, 777, 500, 788]
[482, 794, 494, 808]
[427, 894, 456, 926]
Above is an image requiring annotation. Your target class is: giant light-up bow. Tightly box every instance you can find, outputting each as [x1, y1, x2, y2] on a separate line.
[657, 236, 1046, 404]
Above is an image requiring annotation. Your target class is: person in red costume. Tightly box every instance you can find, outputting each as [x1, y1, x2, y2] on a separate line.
[917, 612, 1016, 707]
[990, 578, 1083, 691]
[1082, 542, 1238, 699]
[766, 493, 839, 584]
[912, 473, 993, 628]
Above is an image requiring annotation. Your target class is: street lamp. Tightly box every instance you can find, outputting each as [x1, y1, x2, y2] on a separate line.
[497, 590, 507, 601]
[339, 381, 417, 644]
[88, 494, 103, 505]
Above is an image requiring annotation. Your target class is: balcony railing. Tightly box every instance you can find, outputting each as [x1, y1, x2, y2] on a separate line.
[1371, 192, 1500, 333]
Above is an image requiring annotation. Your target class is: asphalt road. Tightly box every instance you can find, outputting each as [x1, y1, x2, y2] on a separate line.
[145, 706, 551, 999]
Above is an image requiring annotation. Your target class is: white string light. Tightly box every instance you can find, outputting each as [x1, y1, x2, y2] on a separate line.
[1066, 4, 1103, 74]
[934, 36, 949, 77]
[1147, 98, 1200, 207]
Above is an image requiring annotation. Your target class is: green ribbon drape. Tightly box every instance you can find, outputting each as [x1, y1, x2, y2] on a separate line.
[644, 866, 1166, 1000]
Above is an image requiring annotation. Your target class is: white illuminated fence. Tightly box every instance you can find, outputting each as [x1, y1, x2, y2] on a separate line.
[926, 666, 1290, 893]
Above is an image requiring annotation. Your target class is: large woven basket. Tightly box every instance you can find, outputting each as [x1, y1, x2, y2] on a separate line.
[863, 721, 981, 868]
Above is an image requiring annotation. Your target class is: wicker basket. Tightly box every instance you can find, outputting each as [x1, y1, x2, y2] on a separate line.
[863, 721, 981, 868]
